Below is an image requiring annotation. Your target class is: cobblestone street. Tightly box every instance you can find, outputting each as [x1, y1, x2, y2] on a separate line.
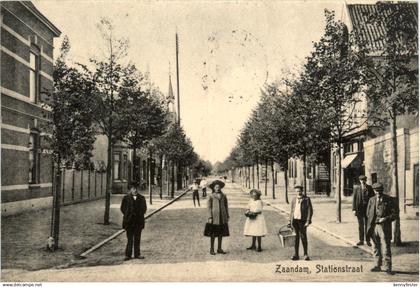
[2, 181, 418, 282]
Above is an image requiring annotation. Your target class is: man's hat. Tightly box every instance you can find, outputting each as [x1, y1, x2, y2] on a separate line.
[130, 181, 139, 189]
[372, 183, 384, 191]
[359, 175, 367, 180]
[209, 180, 225, 190]
[250, 189, 262, 197]
[294, 185, 303, 190]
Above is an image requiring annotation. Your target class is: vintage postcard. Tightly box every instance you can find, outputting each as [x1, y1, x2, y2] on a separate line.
[1, 0, 419, 285]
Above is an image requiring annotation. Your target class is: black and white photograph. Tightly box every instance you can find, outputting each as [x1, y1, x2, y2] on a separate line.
[0, 0, 419, 284]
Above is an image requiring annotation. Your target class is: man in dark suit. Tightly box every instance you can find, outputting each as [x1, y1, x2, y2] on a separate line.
[288, 185, 313, 261]
[120, 182, 147, 261]
[352, 175, 375, 246]
[366, 183, 398, 275]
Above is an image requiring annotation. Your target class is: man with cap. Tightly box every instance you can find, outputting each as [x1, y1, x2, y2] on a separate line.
[352, 175, 375, 246]
[288, 185, 313, 261]
[366, 183, 398, 275]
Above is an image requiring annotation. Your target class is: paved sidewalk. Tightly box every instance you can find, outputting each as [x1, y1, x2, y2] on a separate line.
[1, 188, 187, 271]
[238, 182, 419, 274]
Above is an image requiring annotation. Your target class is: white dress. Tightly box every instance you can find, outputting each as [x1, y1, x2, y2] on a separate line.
[243, 199, 268, 236]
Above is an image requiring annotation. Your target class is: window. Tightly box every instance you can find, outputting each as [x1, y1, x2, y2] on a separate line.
[113, 153, 121, 180]
[371, 173, 377, 184]
[29, 49, 40, 103]
[28, 132, 40, 183]
[123, 154, 128, 180]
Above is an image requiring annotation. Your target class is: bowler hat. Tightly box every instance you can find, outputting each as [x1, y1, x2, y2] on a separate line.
[250, 189, 262, 197]
[294, 185, 303, 190]
[372, 183, 384, 191]
[209, 180, 225, 190]
[359, 175, 367, 180]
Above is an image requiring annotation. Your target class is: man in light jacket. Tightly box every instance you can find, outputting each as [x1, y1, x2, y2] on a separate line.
[288, 185, 313, 261]
[366, 183, 398, 275]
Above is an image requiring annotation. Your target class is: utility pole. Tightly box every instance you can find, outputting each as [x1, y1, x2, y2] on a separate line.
[175, 33, 180, 125]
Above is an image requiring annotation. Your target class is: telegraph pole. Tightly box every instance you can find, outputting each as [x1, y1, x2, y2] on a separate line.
[175, 33, 180, 124]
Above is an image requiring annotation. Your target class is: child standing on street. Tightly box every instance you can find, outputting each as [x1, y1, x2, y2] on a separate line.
[243, 189, 267, 252]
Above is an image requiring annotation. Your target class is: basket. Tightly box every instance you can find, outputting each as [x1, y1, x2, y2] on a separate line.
[277, 225, 296, 247]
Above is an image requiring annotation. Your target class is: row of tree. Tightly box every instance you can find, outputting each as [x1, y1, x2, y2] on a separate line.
[219, 4, 417, 246]
[43, 18, 206, 250]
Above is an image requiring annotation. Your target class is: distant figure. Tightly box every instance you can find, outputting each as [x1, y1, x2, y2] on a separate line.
[244, 189, 267, 252]
[352, 175, 375, 246]
[189, 180, 201, 207]
[200, 177, 208, 197]
[289, 185, 313, 261]
[120, 182, 147, 261]
[367, 183, 398, 275]
[205, 180, 230, 255]
[224, 175, 227, 182]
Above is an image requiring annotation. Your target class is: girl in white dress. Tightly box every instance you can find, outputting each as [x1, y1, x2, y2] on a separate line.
[243, 189, 267, 252]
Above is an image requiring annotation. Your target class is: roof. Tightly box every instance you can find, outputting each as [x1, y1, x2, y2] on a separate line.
[347, 3, 418, 53]
[20, 1, 61, 37]
[168, 74, 175, 101]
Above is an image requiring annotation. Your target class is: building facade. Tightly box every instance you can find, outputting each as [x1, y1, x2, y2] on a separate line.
[330, 3, 418, 217]
[1, 1, 61, 215]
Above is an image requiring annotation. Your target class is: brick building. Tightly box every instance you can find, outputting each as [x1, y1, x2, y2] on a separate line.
[1, 1, 61, 215]
[330, 3, 418, 217]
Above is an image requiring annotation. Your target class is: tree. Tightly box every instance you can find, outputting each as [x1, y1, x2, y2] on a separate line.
[42, 37, 96, 249]
[118, 67, 169, 204]
[90, 18, 130, 225]
[306, 10, 369, 222]
[159, 123, 196, 197]
[365, 2, 418, 245]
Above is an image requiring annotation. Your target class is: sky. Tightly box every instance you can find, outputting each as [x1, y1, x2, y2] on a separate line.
[33, 0, 371, 164]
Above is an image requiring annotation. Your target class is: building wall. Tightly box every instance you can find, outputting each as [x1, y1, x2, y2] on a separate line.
[1, 2, 58, 216]
[364, 127, 419, 214]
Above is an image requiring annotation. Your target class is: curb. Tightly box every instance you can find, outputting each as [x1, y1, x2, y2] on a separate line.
[78, 188, 190, 258]
[237, 183, 373, 255]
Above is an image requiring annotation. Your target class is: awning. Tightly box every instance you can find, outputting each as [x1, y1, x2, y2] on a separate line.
[341, 154, 359, 169]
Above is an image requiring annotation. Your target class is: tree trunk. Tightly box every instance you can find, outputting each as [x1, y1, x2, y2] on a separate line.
[264, 159, 268, 196]
[303, 152, 307, 196]
[271, 160, 276, 199]
[51, 161, 62, 250]
[256, 156, 260, 190]
[252, 164, 255, 189]
[159, 154, 163, 199]
[336, 144, 342, 223]
[390, 111, 402, 246]
[284, 168, 289, 204]
[104, 137, 113, 225]
[148, 152, 153, 205]
[171, 161, 175, 198]
[130, 148, 136, 185]
[167, 159, 170, 197]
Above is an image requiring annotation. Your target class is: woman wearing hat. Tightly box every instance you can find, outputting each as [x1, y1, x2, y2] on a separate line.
[243, 189, 267, 252]
[205, 180, 230, 255]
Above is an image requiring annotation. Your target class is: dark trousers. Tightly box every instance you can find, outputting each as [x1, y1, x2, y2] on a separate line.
[125, 225, 142, 258]
[202, 188, 207, 197]
[193, 190, 200, 206]
[357, 211, 370, 242]
[292, 219, 308, 256]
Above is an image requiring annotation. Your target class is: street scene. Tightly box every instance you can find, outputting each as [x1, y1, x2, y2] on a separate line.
[1, 0, 419, 285]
